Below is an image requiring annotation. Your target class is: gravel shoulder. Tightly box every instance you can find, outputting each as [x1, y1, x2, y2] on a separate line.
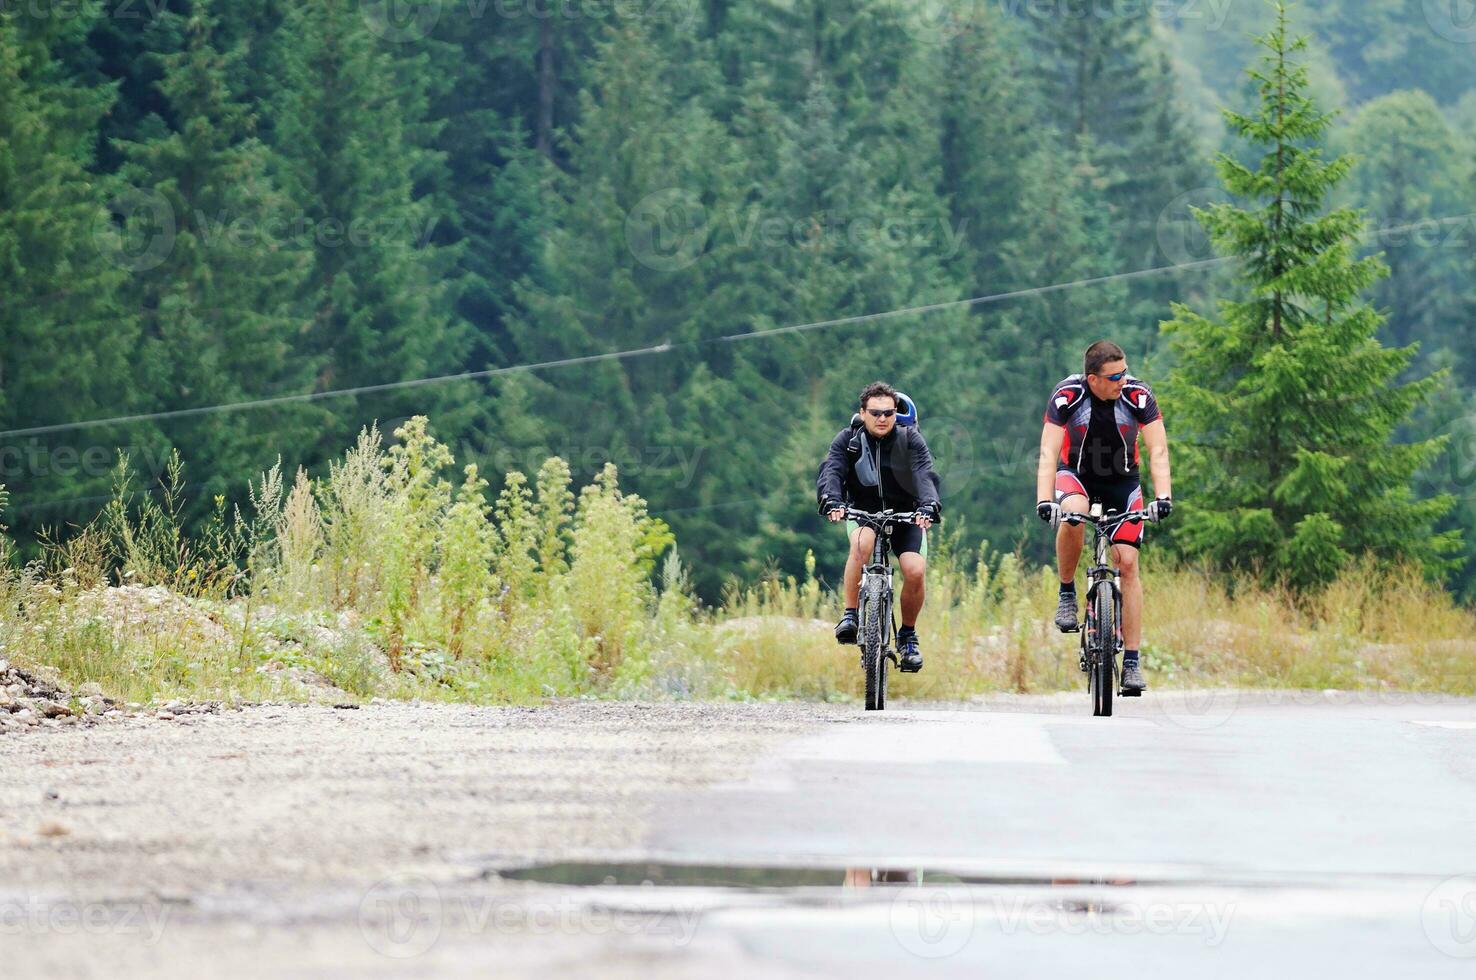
[1, 700, 847, 897]
[2, 700, 856, 977]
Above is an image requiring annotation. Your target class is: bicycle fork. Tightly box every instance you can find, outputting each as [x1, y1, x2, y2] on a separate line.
[1082, 569, 1123, 669]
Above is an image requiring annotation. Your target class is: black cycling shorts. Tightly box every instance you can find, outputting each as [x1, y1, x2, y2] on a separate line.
[1055, 469, 1145, 548]
[846, 518, 927, 558]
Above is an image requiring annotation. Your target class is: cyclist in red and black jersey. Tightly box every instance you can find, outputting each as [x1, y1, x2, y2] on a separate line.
[1034, 341, 1173, 693]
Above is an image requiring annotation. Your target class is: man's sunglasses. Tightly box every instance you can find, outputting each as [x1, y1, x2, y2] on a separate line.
[1098, 370, 1127, 382]
[866, 408, 897, 418]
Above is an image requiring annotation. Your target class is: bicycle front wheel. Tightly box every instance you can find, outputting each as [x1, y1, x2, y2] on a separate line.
[861, 582, 887, 711]
[1091, 585, 1115, 717]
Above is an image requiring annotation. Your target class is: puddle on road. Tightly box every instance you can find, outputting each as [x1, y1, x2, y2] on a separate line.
[496, 861, 1147, 891]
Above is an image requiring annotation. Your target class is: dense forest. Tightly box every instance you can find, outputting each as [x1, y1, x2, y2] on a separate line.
[3, 0, 1473, 600]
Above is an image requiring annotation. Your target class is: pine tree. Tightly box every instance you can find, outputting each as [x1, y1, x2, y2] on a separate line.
[938, 5, 1037, 294]
[0, 11, 143, 538]
[267, 0, 471, 456]
[1336, 91, 1466, 365]
[506, 18, 742, 595]
[1160, 2, 1459, 589]
[1026, 1, 1210, 333]
[116, 2, 320, 509]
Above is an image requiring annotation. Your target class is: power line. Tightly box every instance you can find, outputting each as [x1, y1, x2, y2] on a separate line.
[0, 255, 1223, 441]
[4, 209, 1470, 443]
[0, 342, 678, 439]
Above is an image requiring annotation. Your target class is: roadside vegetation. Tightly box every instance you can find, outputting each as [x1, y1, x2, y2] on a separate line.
[3, 419, 1471, 709]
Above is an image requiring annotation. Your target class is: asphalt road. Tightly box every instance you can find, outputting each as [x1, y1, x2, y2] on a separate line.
[640, 693, 1476, 977]
[5, 693, 1476, 977]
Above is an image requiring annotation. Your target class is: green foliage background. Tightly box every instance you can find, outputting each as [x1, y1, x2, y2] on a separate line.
[3, 0, 1473, 600]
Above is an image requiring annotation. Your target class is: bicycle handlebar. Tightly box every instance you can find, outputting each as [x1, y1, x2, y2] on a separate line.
[843, 507, 926, 526]
[1061, 508, 1155, 530]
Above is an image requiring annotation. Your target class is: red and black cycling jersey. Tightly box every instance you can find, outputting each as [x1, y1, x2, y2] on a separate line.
[1043, 374, 1161, 480]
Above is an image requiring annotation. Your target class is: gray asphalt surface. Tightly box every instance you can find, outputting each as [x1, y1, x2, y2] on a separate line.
[4, 693, 1475, 976]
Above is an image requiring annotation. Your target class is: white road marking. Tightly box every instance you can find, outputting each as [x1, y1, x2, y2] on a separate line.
[1410, 720, 1476, 730]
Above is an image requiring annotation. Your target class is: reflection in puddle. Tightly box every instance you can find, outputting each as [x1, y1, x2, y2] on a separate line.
[497, 861, 1141, 892]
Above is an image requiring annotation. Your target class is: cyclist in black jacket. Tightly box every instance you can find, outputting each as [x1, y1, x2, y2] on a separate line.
[817, 381, 942, 672]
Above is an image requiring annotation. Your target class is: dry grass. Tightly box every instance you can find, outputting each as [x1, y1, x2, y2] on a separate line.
[2, 420, 1473, 707]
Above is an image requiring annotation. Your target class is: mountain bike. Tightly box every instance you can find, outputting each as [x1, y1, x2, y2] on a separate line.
[1061, 504, 1155, 717]
[844, 507, 921, 712]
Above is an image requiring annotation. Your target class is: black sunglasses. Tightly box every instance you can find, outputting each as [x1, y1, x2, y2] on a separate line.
[1098, 370, 1127, 382]
[866, 408, 896, 419]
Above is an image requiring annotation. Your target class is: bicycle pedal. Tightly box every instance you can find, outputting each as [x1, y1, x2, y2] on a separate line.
[1058, 625, 1081, 634]
[1119, 688, 1143, 698]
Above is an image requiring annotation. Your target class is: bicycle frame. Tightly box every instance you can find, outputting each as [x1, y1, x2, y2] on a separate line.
[845, 508, 921, 710]
[1062, 504, 1152, 714]
[1081, 510, 1124, 672]
[853, 510, 912, 662]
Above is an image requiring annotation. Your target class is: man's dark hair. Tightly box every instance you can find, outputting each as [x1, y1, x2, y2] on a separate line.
[858, 381, 898, 409]
[1084, 341, 1126, 377]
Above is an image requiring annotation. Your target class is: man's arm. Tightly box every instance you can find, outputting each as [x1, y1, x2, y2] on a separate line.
[1037, 423, 1065, 503]
[1140, 419, 1171, 499]
[817, 430, 849, 512]
[908, 429, 942, 528]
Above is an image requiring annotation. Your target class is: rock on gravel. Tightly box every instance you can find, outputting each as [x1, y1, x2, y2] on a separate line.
[0, 661, 122, 732]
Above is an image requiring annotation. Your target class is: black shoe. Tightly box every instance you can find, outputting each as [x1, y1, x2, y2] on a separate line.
[1054, 592, 1079, 632]
[834, 610, 858, 645]
[1120, 662, 1146, 693]
[897, 632, 923, 673]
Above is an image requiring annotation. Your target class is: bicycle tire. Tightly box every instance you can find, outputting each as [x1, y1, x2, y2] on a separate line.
[861, 581, 886, 711]
[1092, 584, 1115, 717]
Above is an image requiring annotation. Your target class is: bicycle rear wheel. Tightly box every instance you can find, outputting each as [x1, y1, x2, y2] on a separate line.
[1090, 585, 1115, 717]
[861, 582, 886, 711]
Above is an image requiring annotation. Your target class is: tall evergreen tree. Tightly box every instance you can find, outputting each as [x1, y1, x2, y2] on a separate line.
[938, 4, 1038, 294]
[1336, 91, 1467, 369]
[115, 2, 321, 509]
[1160, 3, 1458, 589]
[0, 10, 143, 537]
[1025, 1, 1209, 333]
[268, 0, 472, 456]
[509, 18, 747, 595]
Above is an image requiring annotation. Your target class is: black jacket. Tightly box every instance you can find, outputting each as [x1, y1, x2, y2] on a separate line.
[816, 419, 942, 516]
